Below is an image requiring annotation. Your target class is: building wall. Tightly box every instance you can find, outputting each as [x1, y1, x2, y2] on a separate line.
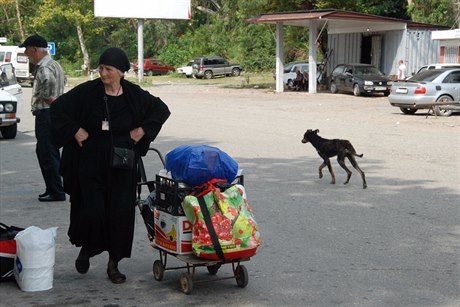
[326, 33, 361, 75]
[439, 40, 460, 63]
[381, 30, 403, 77]
[327, 29, 440, 79]
[404, 29, 440, 75]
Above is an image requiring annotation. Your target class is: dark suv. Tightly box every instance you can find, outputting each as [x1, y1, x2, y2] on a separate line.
[192, 56, 242, 79]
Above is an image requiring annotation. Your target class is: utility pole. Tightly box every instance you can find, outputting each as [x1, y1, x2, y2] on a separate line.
[456, 0, 460, 28]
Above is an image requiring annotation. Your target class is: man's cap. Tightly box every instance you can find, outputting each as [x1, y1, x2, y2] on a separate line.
[19, 34, 48, 48]
[98, 47, 131, 73]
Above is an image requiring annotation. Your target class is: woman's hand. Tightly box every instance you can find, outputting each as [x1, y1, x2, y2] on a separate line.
[130, 127, 145, 144]
[74, 128, 89, 147]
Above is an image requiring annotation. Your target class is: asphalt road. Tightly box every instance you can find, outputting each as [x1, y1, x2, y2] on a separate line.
[1, 83, 459, 306]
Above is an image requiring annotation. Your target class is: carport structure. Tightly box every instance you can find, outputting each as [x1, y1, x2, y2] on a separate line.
[246, 9, 449, 93]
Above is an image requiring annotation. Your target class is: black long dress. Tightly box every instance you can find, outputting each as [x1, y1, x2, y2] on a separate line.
[51, 79, 170, 261]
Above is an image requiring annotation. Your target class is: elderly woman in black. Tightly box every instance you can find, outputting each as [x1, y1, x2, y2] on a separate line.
[51, 47, 170, 284]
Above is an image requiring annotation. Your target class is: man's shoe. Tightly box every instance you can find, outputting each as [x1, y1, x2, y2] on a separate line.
[38, 195, 66, 202]
[39, 191, 49, 198]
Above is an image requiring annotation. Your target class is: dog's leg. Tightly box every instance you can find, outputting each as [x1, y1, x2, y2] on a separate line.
[348, 156, 367, 189]
[338, 155, 352, 184]
[324, 159, 335, 184]
[318, 162, 326, 179]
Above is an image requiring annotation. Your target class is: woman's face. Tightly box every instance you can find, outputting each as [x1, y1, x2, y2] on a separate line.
[99, 64, 122, 86]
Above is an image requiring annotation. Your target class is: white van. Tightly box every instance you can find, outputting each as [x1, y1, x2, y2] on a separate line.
[0, 45, 34, 83]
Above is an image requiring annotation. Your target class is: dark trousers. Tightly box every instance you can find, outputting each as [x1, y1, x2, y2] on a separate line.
[34, 109, 65, 197]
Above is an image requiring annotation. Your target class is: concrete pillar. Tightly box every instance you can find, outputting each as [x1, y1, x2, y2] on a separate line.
[137, 19, 144, 83]
[308, 21, 318, 94]
[276, 22, 284, 93]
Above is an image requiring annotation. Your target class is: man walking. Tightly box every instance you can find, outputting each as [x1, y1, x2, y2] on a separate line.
[20, 34, 66, 201]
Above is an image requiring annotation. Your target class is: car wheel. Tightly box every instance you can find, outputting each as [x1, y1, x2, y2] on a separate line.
[434, 95, 454, 116]
[353, 84, 361, 96]
[399, 107, 417, 115]
[0, 124, 17, 139]
[330, 82, 338, 93]
[287, 79, 294, 89]
[146, 70, 153, 77]
[384, 91, 390, 96]
[204, 70, 213, 79]
[231, 68, 240, 77]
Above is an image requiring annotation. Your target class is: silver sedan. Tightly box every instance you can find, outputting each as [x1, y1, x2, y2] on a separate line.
[388, 69, 460, 116]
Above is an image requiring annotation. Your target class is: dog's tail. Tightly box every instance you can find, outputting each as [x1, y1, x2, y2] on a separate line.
[354, 153, 364, 158]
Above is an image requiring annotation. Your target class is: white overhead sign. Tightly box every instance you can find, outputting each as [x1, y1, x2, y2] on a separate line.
[94, 0, 191, 20]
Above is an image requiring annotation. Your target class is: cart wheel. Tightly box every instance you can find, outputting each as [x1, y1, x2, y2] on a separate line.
[235, 265, 248, 288]
[180, 272, 193, 294]
[207, 264, 221, 275]
[153, 260, 164, 281]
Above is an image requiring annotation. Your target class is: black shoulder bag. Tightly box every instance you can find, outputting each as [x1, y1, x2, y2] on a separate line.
[104, 95, 135, 170]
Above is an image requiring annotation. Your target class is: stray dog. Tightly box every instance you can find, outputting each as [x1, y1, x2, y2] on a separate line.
[301, 129, 367, 189]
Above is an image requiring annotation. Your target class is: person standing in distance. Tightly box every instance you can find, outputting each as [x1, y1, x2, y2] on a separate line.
[398, 59, 407, 80]
[20, 34, 66, 202]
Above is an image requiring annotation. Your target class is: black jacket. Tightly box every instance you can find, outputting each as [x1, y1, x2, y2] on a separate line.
[50, 78, 170, 195]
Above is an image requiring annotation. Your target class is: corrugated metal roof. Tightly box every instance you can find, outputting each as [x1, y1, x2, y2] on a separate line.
[245, 9, 450, 31]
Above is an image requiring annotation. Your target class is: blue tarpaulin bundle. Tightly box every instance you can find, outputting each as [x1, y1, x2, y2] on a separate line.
[165, 145, 238, 187]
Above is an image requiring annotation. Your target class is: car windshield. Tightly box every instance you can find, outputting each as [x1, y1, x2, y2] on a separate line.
[410, 69, 446, 82]
[354, 66, 383, 76]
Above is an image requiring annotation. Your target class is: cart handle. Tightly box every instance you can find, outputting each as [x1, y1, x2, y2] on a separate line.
[147, 147, 165, 167]
[136, 147, 165, 197]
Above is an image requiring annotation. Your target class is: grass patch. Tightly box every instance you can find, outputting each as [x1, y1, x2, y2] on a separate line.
[66, 71, 276, 90]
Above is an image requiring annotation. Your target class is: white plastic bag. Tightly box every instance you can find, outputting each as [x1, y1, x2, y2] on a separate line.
[14, 226, 58, 292]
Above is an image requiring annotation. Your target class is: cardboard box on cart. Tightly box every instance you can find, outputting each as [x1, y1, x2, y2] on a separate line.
[154, 208, 192, 255]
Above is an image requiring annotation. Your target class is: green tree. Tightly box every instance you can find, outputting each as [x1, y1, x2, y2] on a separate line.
[407, 0, 456, 27]
[31, 0, 98, 71]
[3, 0, 455, 75]
[0, 0, 36, 44]
[314, 0, 409, 19]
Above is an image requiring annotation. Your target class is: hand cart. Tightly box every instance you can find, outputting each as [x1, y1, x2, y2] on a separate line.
[136, 148, 251, 294]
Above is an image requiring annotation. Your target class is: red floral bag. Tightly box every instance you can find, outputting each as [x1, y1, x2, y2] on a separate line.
[182, 180, 260, 261]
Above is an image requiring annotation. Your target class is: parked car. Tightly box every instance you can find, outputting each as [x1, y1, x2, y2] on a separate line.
[272, 61, 323, 90]
[413, 63, 460, 76]
[176, 60, 194, 78]
[192, 56, 242, 79]
[329, 63, 392, 96]
[283, 62, 318, 88]
[282, 61, 308, 89]
[133, 59, 175, 76]
[388, 68, 460, 116]
[0, 63, 23, 139]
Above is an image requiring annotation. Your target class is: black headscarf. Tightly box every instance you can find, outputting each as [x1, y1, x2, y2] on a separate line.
[98, 47, 131, 72]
